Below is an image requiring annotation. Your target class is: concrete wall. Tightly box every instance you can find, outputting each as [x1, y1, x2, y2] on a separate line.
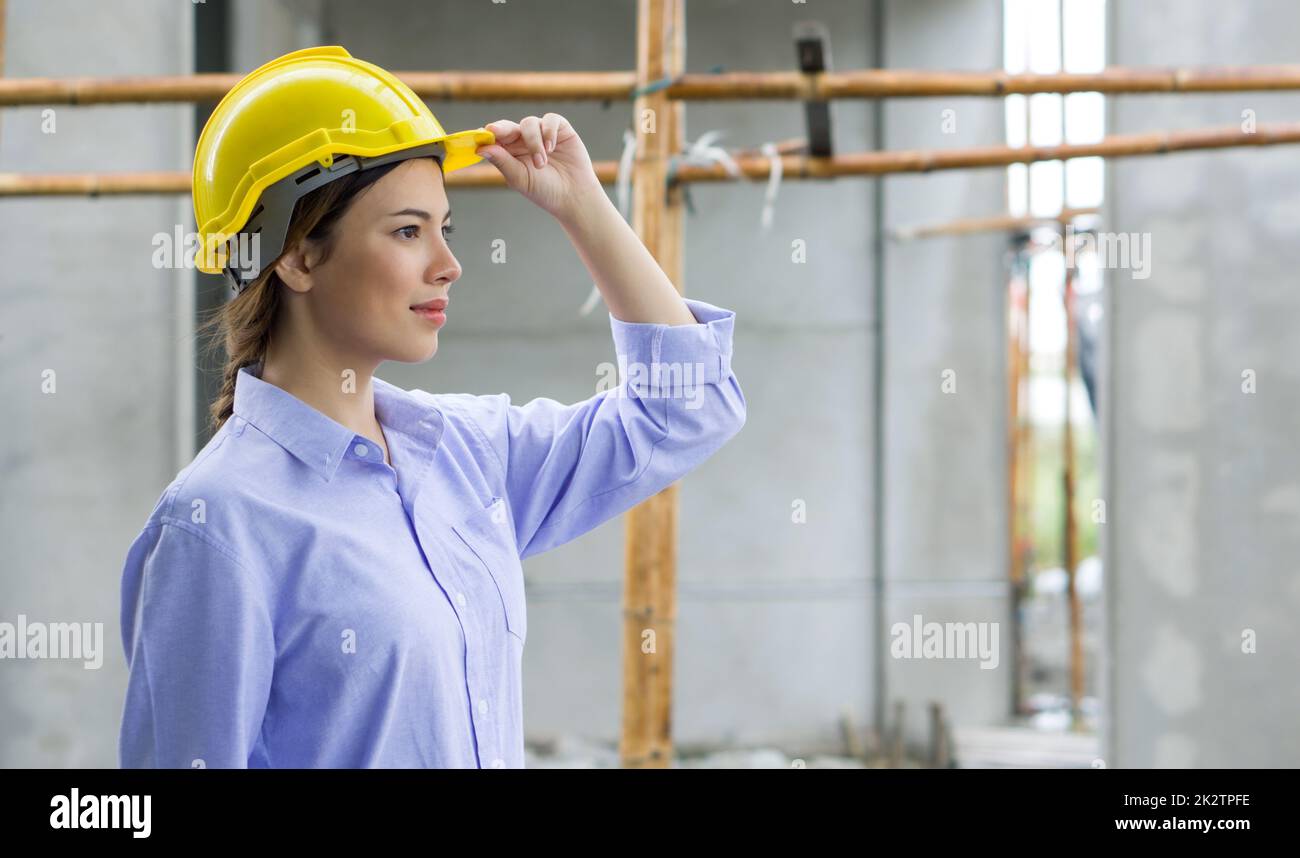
[0, 0, 194, 766]
[1105, 0, 1300, 766]
[881, 0, 1012, 750]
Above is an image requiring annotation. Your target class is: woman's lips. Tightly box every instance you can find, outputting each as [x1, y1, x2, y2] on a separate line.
[412, 306, 447, 325]
[411, 297, 448, 326]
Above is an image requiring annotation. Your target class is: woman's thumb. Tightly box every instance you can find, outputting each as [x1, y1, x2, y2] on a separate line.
[476, 144, 524, 187]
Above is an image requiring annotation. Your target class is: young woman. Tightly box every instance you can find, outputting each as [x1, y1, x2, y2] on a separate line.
[117, 46, 745, 768]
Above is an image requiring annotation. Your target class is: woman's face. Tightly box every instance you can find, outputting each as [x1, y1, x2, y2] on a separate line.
[279, 156, 462, 367]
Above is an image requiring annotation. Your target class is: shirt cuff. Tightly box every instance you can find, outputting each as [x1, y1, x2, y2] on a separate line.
[608, 298, 736, 392]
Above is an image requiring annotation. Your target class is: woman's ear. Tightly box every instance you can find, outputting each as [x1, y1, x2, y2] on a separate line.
[274, 242, 315, 295]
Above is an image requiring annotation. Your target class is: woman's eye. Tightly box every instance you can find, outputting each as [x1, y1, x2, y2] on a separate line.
[395, 224, 454, 241]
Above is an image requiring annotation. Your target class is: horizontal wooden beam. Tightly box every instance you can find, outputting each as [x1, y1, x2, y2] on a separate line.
[891, 207, 1100, 240]
[2, 123, 1297, 197]
[5, 65, 1300, 105]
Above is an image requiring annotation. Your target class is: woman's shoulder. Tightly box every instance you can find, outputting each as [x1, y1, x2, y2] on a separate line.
[405, 388, 513, 437]
[133, 421, 262, 547]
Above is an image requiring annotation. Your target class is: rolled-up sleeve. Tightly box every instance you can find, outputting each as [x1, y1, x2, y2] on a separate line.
[460, 297, 746, 559]
[118, 521, 275, 768]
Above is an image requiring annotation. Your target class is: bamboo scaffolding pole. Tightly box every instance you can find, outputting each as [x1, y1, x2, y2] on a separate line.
[1061, 225, 1085, 728]
[0, 71, 637, 105]
[669, 65, 1300, 98]
[0, 139, 808, 197]
[6, 122, 1299, 198]
[620, 0, 684, 771]
[665, 122, 1300, 179]
[1007, 246, 1031, 715]
[1007, 24, 1032, 719]
[8, 64, 1300, 105]
[0, 172, 193, 195]
[891, 207, 1099, 240]
[1060, 6, 1085, 729]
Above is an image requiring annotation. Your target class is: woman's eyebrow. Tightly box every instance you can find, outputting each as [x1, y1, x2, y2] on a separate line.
[387, 208, 452, 222]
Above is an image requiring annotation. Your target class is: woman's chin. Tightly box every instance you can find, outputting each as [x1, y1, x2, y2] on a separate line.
[386, 334, 437, 364]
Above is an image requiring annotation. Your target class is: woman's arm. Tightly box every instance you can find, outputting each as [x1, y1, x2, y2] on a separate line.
[460, 115, 745, 558]
[475, 113, 698, 326]
[434, 297, 745, 560]
[555, 188, 699, 326]
[119, 521, 274, 768]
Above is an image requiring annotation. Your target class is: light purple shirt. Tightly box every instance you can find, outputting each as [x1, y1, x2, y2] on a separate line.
[118, 298, 745, 768]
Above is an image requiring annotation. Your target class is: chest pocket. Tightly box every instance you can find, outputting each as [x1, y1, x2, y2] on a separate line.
[452, 497, 527, 644]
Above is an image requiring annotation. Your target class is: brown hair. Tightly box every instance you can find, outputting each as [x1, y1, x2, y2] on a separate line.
[197, 155, 438, 435]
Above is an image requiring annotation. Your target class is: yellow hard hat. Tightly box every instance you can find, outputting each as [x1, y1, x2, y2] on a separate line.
[192, 45, 494, 291]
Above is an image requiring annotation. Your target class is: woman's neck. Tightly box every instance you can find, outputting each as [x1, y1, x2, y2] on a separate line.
[258, 346, 387, 456]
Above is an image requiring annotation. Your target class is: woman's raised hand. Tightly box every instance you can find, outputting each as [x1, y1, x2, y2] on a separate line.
[474, 114, 605, 222]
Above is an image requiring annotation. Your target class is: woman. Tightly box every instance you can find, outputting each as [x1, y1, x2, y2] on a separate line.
[117, 46, 745, 768]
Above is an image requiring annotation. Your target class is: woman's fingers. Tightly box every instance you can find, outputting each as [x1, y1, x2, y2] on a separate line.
[479, 114, 573, 187]
[520, 115, 546, 167]
[485, 118, 521, 143]
[476, 121, 528, 186]
[541, 113, 562, 153]
[483, 115, 569, 165]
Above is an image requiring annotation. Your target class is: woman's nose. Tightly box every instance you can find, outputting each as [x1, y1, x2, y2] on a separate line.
[430, 249, 461, 285]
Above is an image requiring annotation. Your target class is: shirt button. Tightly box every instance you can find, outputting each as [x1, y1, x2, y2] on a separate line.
[354, 443, 368, 457]
[456, 592, 467, 607]
[477, 699, 488, 716]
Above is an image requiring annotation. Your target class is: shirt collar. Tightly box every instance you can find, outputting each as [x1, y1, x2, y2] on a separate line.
[232, 362, 445, 482]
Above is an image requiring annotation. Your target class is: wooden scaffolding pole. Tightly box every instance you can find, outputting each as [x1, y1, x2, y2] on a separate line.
[620, 0, 684, 770]
[0, 71, 637, 105]
[1059, 6, 1085, 728]
[6, 122, 1300, 197]
[667, 65, 1300, 98]
[1061, 226, 1085, 727]
[1007, 240, 1031, 714]
[662, 122, 1300, 179]
[8, 64, 1300, 105]
[890, 207, 1099, 240]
